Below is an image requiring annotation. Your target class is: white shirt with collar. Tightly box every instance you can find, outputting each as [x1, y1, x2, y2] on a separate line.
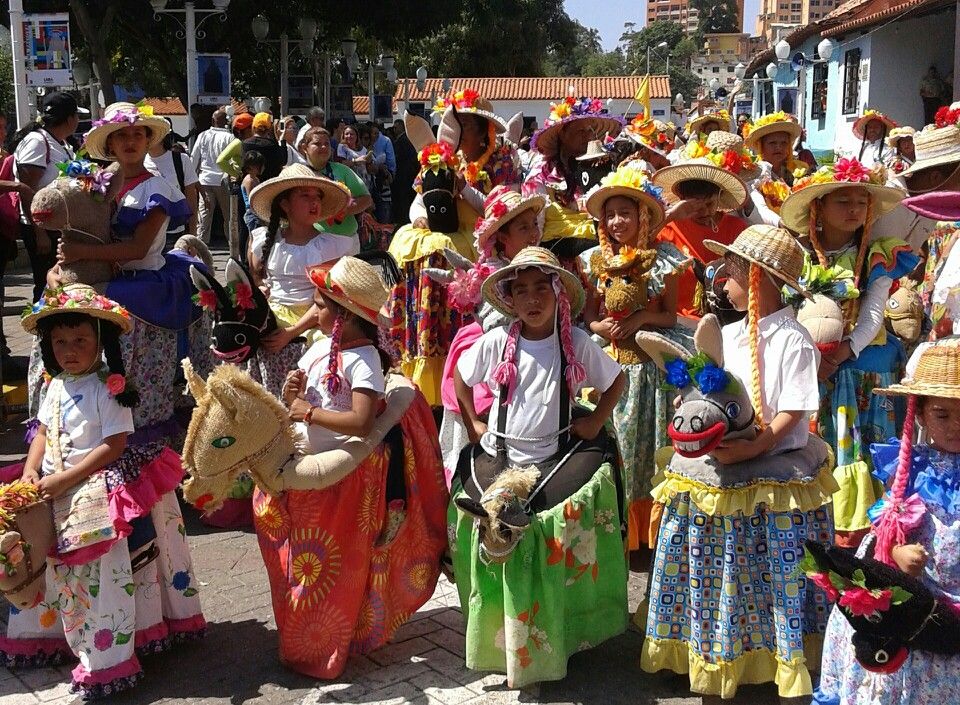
[190, 126, 234, 186]
[721, 306, 820, 454]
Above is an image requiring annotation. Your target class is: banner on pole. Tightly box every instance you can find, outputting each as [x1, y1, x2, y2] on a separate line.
[23, 13, 72, 87]
[197, 53, 231, 106]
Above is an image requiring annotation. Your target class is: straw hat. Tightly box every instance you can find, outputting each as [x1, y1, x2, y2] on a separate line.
[248, 163, 352, 222]
[21, 284, 132, 335]
[624, 116, 677, 156]
[704, 224, 812, 297]
[779, 158, 905, 233]
[686, 109, 731, 136]
[743, 111, 802, 152]
[853, 109, 898, 140]
[574, 139, 613, 162]
[433, 90, 508, 133]
[82, 102, 170, 161]
[482, 246, 585, 318]
[531, 97, 623, 158]
[901, 124, 960, 177]
[652, 158, 748, 211]
[474, 186, 546, 256]
[306, 256, 390, 325]
[584, 162, 666, 229]
[886, 126, 916, 149]
[874, 338, 960, 399]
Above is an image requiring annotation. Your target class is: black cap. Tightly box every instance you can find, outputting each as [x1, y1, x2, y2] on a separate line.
[41, 92, 87, 122]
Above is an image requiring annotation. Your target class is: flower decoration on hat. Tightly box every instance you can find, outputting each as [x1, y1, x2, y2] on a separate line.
[793, 158, 887, 192]
[662, 352, 737, 395]
[685, 140, 759, 176]
[56, 158, 114, 200]
[758, 180, 790, 213]
[935, 104, 960, 128]
[741, 110, 797, 138]
[543, 96, 606, 127]
[685, 109, 730, 135]
[798, 550, 913, 617]
[598, 165, 665, 204]
[418, 142, 458, 174]
[90, 103, 154, 128]
[432, 88, 481, 115]
[24, 286, 130, 321]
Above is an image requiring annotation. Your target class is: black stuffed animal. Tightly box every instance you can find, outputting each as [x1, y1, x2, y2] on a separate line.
[698, 258, 745, 326]
[803, 540, 960, 674]
[190, 258, 277, 365]
[421, 158, 459, 234]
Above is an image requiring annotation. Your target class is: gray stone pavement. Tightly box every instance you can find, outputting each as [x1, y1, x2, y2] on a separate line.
[0, 249, 788, 705]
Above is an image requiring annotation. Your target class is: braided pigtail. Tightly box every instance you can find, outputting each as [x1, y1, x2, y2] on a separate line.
[597, 219, 616, 260]
[101, 321, 139, 408]
[748, 263, 766, 431]
[321, 309, 347, 395]
[491, 319, 522, 403]
[873, 394, 918, 566]
[808, 199, 829, 267]
[858, 134, 868, 162]
[845, 198, 875, 327]
[637, 204, 652, 250]
[558, 287, 586, 395]
[258, 200, 285, 282]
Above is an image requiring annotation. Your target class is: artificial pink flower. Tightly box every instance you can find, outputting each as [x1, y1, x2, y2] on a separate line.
[105, 373, 126, 396]
[234, 283, 254, 310]
[4, 543, 24, 567]
[839, 586, 892, 617]
[834, 157, 870, 183]
[808, 572, 839, 602]
[878, 492, 926, 532]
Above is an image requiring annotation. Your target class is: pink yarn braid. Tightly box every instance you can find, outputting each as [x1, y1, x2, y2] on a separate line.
[321, 310, 347, 396]
[873, 394, 918, 567]
[491, 319, 523, 403]
[558, 288, 586, 396]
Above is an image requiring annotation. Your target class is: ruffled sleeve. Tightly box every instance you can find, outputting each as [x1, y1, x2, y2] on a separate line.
[114, 176, 191, 238]
[864, 237, 920, 286]
[648, 242, 692, 299]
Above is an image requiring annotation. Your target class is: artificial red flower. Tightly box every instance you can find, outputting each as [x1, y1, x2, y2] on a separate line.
[491, 201, 508, 218]
[462, 89, 479, 106]
[105, 373, 126, 396]
[722, 150, 741, 173]
[808, 572, 840, 602]
[834, 157, 870, 183]
[565, 96, 576, 105]
[197, 288, 218, 311]
[839, 586, 892, 617]
[935, 106, 960, 128]
[234, 283, 254, 310]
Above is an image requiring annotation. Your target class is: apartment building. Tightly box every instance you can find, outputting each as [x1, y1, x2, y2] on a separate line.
[646, 0, 746, 34]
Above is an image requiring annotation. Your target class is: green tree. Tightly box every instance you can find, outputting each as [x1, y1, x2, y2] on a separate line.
[544, 20, 605, 76]
[620, 20, 685, 75]
[583, 51, 626, 77]
[690, 0, 741, 36]
[0, 44, 14, 133]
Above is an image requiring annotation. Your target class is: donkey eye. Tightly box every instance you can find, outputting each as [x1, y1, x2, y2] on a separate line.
[724, 402, 741, 419]
[235, 333, 246, 345]
[211, 436, 236, 449]
[623, 276, 632, 285]
[887, 298, 900, 309]
[581, 172, 590, 186]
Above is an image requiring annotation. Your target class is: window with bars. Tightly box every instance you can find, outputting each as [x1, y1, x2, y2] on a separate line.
[812, 62, 828, 119]
[842, 48, 861, 115]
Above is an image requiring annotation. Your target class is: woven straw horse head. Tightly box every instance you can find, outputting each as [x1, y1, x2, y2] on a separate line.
[455, 466, 541, 564]
[591, 247, 658, 365]
[636, 313, 756, 457]
[30, 162, 123, 286]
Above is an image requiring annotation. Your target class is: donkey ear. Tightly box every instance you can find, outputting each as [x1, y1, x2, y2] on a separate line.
[190, 264, 232, 313]
[404, 111, 435, 152]
[442, 247, 473, 272]
[103, 162, 125, 201]
[438, 105, 462, 151]
[506, 112, 524, 145]
[499, 502, 531, 530]
[635, 330, 690, 372]
[694, 313, 724, 367]
[225, 257, 250, 286]
[423, 267, 454, 285]
[181, 358, 208, 401]
[455, 496, 488, 519]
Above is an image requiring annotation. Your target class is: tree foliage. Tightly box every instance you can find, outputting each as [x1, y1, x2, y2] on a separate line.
[690, 0, 741, 36]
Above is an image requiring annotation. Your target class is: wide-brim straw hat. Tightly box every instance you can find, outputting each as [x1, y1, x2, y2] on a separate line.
[532, 110, 624, 159]
[744, 119, 802, 152]
[781, 181, 905, 233]
[82, 102, 170, 161]
[703, 130, 763, 180]
[853, 110, 898, 140]
[482, 246, 585, 318]
[652, 159, 748, 211]
[687, 110, 731, 135]
[584, 166, 666, 229]
[886, 126, 916, 148]
[22, 284, 132, 335]
[574, 139, 612, 161]
[248, 163, 352, 223]
[436, 94, 508, 134]
[901, 124, 960, 177]
[307, 256, 390, 325]
[874, 338, 960, 398]
[475, 189, 546, 256]
[704, 224, 812, 298]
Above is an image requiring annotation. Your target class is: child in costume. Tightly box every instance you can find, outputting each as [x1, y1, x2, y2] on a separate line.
[638, 225, 836, 699]
[814, 339, 960, 704]
[450, 246, 628, 687]
[2, 286, 203, 698]
[581, 163, 692, 549]
[240, 149, 265, 233]
[885, 127, 916, 176]
[743, 111, 809, 226]
[780, 159, 916, 546]
[436, 185, 546, 483]
[247, 256, 447, 678]
[247, 163, 357, 395]
[847, 110, 898, 169]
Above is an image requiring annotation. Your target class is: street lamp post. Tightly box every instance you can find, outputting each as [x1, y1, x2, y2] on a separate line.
[151, 0, 231, 113]
[646, 41, 668, 74]
[251, 15, 317, 116]
[71, 58, 100, 120]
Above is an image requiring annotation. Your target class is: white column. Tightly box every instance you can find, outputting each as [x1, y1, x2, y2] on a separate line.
[280, 34, 289, 117]
[9, 0, 30, 129]
[368, 63, 375, 122]
[323, 54, 331, 115]
[185, 1, 197, 114]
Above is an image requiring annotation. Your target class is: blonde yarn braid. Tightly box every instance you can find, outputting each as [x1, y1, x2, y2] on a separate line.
[748, 263, 766, 431]
[807, 199, 829, 268]
[845, 198, 875, 329]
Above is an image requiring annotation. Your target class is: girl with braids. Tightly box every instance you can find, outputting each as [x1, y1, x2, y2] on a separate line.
[781, 160, 915, 547]
[246, 163, 358, 395]
[581, 163, 692, 549]
[815, 339, 960, 705]
[265, 255, 447, 678]
[2, 286, 204, 698]
[450, 246, 627, 687]
[641, 225, 831, 699]
[849, 110, 898, 169]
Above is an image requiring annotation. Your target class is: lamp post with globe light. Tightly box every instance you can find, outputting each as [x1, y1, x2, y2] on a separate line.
[763, 37, 836, 124]
[250, 15, 319, 116]
[71, 58, 101, 120]
[340, 38, 400, 122]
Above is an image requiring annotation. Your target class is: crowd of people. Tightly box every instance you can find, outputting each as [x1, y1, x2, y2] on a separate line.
[1, 85, 960, 705]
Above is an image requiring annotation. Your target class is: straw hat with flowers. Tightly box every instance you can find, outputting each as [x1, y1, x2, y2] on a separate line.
[307, 256, 390, 325]
[852, 109, 898, 140]
[704, 224, 812, 298]
[686, 109, 732, 136]
[743, 111, 802, 152]
[584, 162, 666, 229]
[22, 284, 132, 335]
[901, 111, 960, 177]
[779, 158, 905, 233]
[83, 102, 171, 161]
[474, 186, 546, 258]
[248, 163, 352, 223]
[531, 96, 624, 159]
[432, 89, 508, 133]
[482, 246, 585, 318]
[874, 338, 960, 399]
[652, 132, 754, 212]
[624, 116, 677, 156]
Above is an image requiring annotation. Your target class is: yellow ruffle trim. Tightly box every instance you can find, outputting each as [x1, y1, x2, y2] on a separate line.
[399, 355, 445, 407]
[641, 634, 823, 699]
[650, 451, 838, 517]
[387, 226, 477, 267]
[831, 459, 884, 533]
[541, 200, 596, 243]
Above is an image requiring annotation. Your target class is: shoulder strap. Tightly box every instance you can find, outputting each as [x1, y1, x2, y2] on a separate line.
[172, 150, 186, 192]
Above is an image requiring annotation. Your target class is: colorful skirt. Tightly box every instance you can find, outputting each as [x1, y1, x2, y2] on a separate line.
[641, 439, 837, 699]
[0, 491, 206, 697]
[449, 462, 628, 688]
[252, 392, 449, 678]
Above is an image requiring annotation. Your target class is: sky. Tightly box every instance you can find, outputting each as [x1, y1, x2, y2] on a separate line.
[564, 0, 761, 51]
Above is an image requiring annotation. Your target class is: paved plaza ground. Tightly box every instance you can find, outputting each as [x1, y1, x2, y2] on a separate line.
[0, 246, 786, 705]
